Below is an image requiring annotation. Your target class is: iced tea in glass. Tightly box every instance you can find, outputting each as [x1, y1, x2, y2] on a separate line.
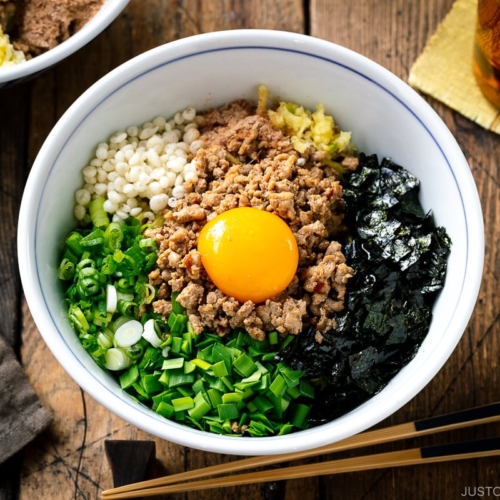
[474, 0, 500, 107]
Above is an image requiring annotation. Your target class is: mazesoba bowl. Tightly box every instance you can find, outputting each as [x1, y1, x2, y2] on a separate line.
[17, 30, 484, 456]
[0, 0, 129, 89]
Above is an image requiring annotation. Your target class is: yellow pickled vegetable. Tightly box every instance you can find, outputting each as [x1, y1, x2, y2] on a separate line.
[268, 100, 353, 156]
[0, 26, 25, 68]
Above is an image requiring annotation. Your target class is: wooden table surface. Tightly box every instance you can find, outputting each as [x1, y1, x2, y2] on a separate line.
[1, 0, 499, 498]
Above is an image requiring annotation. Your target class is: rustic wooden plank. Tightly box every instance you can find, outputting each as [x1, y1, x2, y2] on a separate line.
[0, 83, 29, 350]
[312, 0, 500, 498]
[18, 1, 305, 500]
[0, 80, 30, 500]
[311, 0, 454, 74]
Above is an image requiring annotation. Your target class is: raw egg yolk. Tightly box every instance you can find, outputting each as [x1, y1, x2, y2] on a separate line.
[197, 207, 299, 303]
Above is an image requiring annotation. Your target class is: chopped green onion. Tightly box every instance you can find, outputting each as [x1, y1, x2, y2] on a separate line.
[177, 386, 194, 397]
[212, 343, 232, 374]
[222, 392, 242, 404]
[220, 376, 235, 391]
[104, 222, 123, 250]
[212, 360, 229, 378]
[58, 258, 76, 281]
[114, 319, 143, 347]
[191, 358, 212, 371]
[162, 358, 184, 370]
[168, 312, 188, 334]
[233, 353, 258, 377]
[142, 318, 163, 347]
[100, 254, 117, 275]
[65, 232, 85, 256]
[251, 395, 274, 414]
[105, 348, 131, 371]
[181, 340, 192, 355]
[192, 378, 205, 394]
[135, 283, 156, 305]
[286, 385, 301, 399]
[75, 258, 94, 273]
[168, 370, 195, 388]
[300, 380, 315, 399]
[139, 238, 157, 251]
[184, 360, 196, 374]
[268, 331, 279, 345]
[125, 343, 145, 361]
[80, 228, 105, 248]
[188, 393, 212, 421]
[158, 370, 169, 386]
[172, 397, 194, 412]
[278, 363, 303, 387]
[206, 421, 226, 435]
[120, 365, 139, 389]
[217, 403, 239, 420]
[89, 197, 110, 229]
[132, 382, 149, 399]
[207, 389, 223, 408]
[207, 376, 226, 393]
[138, 346, 163, 370]
[116, 291, 135, 302]
[106, 284, 117, 313]
[291, 403, 311, 429]
[141, 373, 163, 394]
[117, 299, 138, 319]
[97, 330, 113, 350]
[68, 305, 89, 333]
[171, 336, 182, 354]
[76, 275, 100, 297]
[269, 374, 287, 398]
[156, 401, 174, 418]
[111, 316, 132, 333]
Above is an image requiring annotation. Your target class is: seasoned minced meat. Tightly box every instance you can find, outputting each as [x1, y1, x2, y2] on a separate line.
[148, 100, 354, 340]
[10, 0, 104, 57]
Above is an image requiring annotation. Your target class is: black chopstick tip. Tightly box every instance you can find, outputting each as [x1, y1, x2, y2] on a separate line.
[415, 402, 500, 432]
[421, 436, 500, 459]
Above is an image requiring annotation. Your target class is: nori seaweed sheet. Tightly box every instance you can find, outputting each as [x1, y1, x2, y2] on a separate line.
[277, 153, 452, 427]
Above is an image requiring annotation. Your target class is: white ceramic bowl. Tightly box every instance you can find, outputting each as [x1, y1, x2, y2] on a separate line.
[18, 30, 484, 456]
[0, 0, 129, 89]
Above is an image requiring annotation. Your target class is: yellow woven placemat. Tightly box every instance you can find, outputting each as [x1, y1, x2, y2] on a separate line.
[409, 0, 500, 133]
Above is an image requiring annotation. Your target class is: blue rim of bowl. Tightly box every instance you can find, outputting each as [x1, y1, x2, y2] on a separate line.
[34, 44, 469, 441]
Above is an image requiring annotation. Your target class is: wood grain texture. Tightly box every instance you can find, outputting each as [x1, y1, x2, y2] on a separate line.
[0, 81, 30, 500]
[0, 83, 28, 350]
[4, 0, 499, 499]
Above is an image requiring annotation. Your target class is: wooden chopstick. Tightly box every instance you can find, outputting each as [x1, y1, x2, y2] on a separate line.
[101, 401, 500, 499]
[102, 437, 500, 499]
